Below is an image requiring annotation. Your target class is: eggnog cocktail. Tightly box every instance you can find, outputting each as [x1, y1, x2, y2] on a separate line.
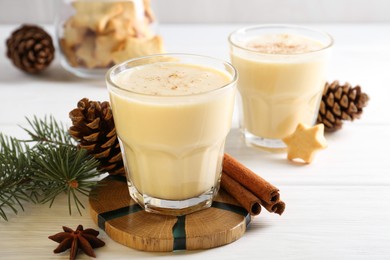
[106, 54, 237, 215]
[229, 25, 333, 148]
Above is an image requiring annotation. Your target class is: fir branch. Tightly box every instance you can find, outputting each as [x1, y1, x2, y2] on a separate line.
[0, 134, 36, 221]
[0, 116, 104, 220]
[30, 144, 101, 215]
[22, 115, 75, 147]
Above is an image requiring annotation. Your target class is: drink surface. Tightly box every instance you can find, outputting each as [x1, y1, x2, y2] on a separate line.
[113, 62, 231, 96]
[244, 33, 324, 54]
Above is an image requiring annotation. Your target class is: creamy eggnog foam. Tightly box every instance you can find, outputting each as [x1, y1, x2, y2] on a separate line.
[109, 62, 235, 201]
[113, 63, 230, 95]
[231, 33, 329, 140]
[245, 33, 324, 54]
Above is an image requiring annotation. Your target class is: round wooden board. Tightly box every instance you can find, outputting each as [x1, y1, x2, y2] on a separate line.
[89, 175, 251, 252]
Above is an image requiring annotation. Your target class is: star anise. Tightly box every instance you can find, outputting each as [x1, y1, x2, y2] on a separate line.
[48, 225, 105, 260]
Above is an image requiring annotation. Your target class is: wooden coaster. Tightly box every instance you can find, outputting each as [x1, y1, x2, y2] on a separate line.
[89, 175, 251, 252]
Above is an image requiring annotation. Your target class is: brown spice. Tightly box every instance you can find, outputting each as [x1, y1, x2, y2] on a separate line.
[223, 153, 285, 215]
[220, 172, 262, 215]
[262, 200, 286, 215]
[48, 225, 105, 260]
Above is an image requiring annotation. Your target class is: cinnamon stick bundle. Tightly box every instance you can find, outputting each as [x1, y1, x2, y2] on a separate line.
[220, 173, 262, 215]
[222, 153, 285, 215]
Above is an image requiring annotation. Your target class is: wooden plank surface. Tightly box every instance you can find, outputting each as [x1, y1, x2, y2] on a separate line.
[0, 185, 389, 259]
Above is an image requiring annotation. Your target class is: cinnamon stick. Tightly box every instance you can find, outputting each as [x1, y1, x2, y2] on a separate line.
[223, 153, 280, 205]
[261, 200, 286, 215]
[223, 153, 286, 215]
[220, 172, 262, 216]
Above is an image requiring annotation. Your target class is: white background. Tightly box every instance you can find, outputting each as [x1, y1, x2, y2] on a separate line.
[1, 0, 390, 24]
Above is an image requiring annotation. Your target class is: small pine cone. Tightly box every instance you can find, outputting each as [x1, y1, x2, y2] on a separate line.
[317, 81, 369, 132]
[6, 24, 55, 73]
[69, 98, 125, 175]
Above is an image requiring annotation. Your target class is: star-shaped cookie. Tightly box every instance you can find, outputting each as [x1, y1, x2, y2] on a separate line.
[282, 123, 327, 164]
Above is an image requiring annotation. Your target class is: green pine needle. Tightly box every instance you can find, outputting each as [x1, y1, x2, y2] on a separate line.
[22, 115, 75, 147]
[0, 134, 35, 221]
[0, 116, 104, 220]
[31, 145, 100, 215]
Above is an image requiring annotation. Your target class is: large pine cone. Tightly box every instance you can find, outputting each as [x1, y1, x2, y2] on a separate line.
[69, 98, 125, 175]
[317, 81, 369, 132]
[6, 24, 55, 73]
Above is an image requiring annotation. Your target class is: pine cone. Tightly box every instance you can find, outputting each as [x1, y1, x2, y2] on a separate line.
[69, 98, 125, 175]
[317, 81, 369, 132]
[6, 24, 55, 73]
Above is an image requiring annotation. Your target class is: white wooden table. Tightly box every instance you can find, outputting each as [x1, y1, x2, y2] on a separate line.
[1, 23, 390, 259]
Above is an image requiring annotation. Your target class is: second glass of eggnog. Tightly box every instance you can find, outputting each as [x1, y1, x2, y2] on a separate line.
[229, 25, 333, 148]
[106, 54, 237, 215]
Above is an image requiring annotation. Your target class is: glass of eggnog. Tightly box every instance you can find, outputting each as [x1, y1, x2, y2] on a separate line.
[106, 54, 237, 215]
[229, 25, 333, 148]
